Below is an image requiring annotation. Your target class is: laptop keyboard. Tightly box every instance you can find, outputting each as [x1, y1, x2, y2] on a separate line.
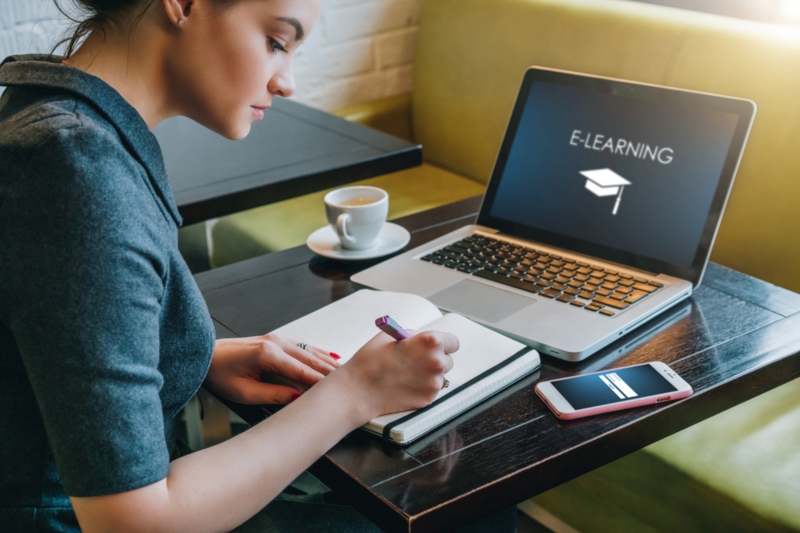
[420, 235, 663, 317]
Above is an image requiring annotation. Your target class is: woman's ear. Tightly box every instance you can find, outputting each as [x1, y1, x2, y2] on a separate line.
[162, 0, 194, 27]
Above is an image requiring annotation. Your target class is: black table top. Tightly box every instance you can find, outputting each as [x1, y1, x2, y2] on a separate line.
[195, 197, 800, 533]
[154, 98, 421, 225]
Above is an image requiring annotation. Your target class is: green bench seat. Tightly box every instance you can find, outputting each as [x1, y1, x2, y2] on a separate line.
[532, 378, 800, 532]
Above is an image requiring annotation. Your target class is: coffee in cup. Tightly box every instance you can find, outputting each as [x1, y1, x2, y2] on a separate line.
[324, 186, 388, 250]
[338, 197, 378, 207]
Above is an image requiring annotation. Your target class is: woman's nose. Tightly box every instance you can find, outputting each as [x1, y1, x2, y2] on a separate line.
[268, 68, 296, 98]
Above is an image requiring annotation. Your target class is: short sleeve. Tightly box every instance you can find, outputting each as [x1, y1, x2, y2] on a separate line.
[0, 123, 172, 496]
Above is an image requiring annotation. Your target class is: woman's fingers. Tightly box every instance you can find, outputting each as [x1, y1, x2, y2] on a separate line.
[407, 331, 457, 374]
[271, 349, 327, 386]
[308, 345, 342, 366]
[280, 336, 340, 365]
[441, 352, 454, 375]
[281, 340, 338, 375]
[436, 331, 460, 356]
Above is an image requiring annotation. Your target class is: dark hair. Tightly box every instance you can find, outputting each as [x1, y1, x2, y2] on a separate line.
[53, 0, 242, 58]
[53, 0, 155, 58]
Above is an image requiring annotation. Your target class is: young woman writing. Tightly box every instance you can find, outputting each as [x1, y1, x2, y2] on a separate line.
[0, 0, 519, 531]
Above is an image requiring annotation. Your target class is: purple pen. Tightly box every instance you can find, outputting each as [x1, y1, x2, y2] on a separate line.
[375, 316, 412, 341]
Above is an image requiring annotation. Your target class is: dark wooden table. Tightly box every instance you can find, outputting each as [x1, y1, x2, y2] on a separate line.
[195, 196, 800, 533]
[153, 98, 421, 225]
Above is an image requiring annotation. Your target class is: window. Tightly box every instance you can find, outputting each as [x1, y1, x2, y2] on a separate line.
[630, 0, 800, 27]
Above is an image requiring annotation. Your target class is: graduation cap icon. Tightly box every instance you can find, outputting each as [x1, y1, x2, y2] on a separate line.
[580, 168, 632, 215]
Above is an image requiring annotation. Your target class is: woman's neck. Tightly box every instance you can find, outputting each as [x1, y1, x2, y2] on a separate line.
[63, 24, 174, 129]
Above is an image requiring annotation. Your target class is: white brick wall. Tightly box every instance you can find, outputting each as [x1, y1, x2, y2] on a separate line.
[0, 0, 422, 110]
[293, 0, 422, 109]
[0, 0, 69, 59]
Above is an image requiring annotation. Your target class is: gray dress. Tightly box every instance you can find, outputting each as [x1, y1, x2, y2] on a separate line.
[0, 54, 215, 531]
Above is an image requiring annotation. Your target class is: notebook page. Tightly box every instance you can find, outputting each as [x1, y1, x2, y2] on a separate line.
[271, 290, 442, 361]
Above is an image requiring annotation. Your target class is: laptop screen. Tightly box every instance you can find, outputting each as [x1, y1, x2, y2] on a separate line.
[479, 68, 756, 284]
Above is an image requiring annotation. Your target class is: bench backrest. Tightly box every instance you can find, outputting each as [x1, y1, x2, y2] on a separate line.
[413, 0, 800, 291]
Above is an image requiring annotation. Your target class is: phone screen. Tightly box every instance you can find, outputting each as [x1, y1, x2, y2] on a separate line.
[553, 365, 678, 410]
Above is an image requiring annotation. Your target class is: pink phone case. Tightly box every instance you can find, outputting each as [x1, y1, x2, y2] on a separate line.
[535, 366, 693, 420]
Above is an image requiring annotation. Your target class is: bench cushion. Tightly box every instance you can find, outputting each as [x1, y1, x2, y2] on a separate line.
[530, 378, 800, 532]
[647, 377, 800, 530]
[210, 163, 484, 267]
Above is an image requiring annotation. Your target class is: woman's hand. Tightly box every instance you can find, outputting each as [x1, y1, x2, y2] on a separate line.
[329, 330, 459, 424]
[204, 335, 341, 405]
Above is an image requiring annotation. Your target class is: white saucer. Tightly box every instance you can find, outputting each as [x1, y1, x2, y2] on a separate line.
[307, 222, 411, 260]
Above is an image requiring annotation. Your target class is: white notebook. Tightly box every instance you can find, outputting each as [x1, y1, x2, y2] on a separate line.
[270, 290, 540, 444]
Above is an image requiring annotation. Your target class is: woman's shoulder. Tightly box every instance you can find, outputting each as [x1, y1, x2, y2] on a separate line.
[0, 88, 152, 202]
[0, 89, 171, 243]
[0, 87, 129, 163]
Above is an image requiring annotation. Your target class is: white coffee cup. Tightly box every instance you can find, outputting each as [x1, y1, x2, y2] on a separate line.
[324, 186, 389, 250]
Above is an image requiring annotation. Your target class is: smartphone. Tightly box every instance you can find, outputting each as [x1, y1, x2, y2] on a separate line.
[535, 362, 692, 419]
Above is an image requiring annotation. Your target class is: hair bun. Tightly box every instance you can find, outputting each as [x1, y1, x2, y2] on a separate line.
[82, 0, 135, 12]
[65, 0, 141, 15]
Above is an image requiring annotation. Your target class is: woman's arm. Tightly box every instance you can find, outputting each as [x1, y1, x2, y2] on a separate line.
[71, 330, 457, 533]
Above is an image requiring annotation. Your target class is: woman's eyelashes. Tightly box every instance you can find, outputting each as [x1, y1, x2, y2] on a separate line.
[269, 38, 287, 53]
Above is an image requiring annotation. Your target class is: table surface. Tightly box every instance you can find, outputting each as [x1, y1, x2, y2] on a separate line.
[153, 98, 421, 225]
[195, 197, 800, 533]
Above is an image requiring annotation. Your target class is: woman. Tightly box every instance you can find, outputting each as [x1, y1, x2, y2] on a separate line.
[0, 0, 511, 531]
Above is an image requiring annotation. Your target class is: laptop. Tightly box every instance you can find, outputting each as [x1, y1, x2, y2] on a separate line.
[352, 67, 756, 362]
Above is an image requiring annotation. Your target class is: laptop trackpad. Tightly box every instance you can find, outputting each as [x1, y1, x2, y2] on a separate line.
[428, 280, 535, 324]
